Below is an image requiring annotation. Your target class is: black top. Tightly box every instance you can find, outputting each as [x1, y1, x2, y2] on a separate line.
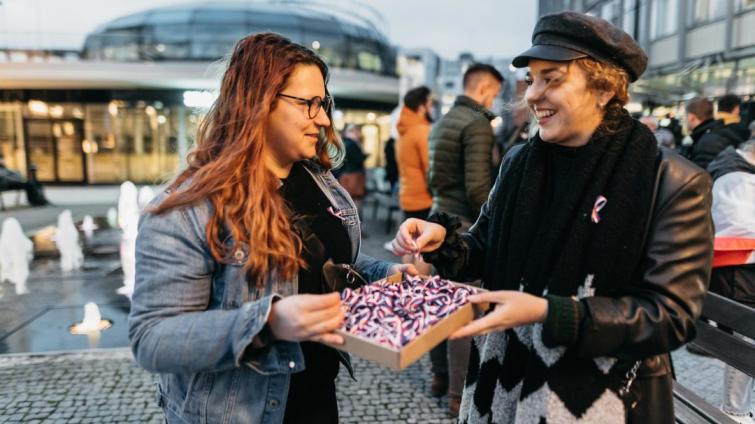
[279, 162, 350, 423]
[528, 141, 595, 296]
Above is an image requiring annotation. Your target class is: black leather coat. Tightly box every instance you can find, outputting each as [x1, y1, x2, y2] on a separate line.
[458, 147, 713, 422]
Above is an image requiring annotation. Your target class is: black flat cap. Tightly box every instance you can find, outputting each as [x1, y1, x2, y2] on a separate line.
[512, 11, 648, 82]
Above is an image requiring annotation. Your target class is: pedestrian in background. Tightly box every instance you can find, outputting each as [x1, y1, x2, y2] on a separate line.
[393, 11, 712, 423]
[707, 139, 755, 423]
[639, 115, 675, 149]
[685, 96, 745, 170]
[716, 94, 750, 142]
[397, 86, 433, 222]
[334, 123, 368, 202]
[426, 62, 503, 416]
[383, 136, 399, 193]
[129, 33, 413, 424]
[0, 155, 50, 207]
[396, 86, 434, 273]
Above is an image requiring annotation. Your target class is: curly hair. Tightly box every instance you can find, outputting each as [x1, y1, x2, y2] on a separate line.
[152, 33, 342, 287]
[572, 57, 630, 134]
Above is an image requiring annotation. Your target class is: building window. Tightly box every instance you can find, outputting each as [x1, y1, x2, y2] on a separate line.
[600, 0, 621, 25]
[622, 0, 638, 39]
[688, 0, 728, 25]
[735, 0, 755, 11]
[0, 106, 23, 175]
[650, 0, 679, 39]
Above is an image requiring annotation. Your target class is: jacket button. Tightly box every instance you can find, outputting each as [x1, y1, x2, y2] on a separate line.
[288, 361, 295, 369]
[234, 249, 244, 262]
[268, 399, 279, 409]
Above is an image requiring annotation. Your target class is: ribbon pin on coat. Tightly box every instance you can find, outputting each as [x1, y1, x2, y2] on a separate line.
[591, 195, 607, 224]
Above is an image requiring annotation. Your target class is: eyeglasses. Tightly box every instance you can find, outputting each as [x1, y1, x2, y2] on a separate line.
[278, 93, 333, 119]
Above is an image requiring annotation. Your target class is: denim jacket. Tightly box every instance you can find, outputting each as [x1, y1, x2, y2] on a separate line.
[128, 160, 393, 424]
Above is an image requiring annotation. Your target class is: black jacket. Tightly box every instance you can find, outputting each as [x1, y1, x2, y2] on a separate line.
[453, 145, 713, 421]
[724, 122, 751, 143]
[428, 96, 496, 222]
[690, 119, 745, 170]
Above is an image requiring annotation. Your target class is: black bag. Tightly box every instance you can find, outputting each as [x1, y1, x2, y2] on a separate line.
[322, 260, 368, 293]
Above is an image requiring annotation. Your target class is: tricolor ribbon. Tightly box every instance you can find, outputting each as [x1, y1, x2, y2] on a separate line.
[591, 195, 607, 224]
[327, 206, 345, 221]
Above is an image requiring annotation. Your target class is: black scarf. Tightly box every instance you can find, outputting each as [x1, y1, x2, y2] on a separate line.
[483, 112, 658, 297]
[461, 112, 660, 423]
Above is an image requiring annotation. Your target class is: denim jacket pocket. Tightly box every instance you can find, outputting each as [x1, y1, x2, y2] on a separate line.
[218, 244, 252, 309]
[181, 372, 213, 423]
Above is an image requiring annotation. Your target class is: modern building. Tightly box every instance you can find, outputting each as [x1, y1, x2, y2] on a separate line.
[0, 1, 400, 184]
[538, 0, 755, 116]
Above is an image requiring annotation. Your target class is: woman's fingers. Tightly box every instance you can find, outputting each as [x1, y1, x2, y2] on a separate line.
[298, 292, 341, 311]
[391, 238, 414, 256]
[449, 309, 506, 339]
[306, 309, 345, 335]
[301, 302, 344, 328]
[467, 291, 510, 304]
[414, 225, 445, 252]
[312, 332, 345, 345]
[395, 225, 416, 248]
[394, 263, 419, 276]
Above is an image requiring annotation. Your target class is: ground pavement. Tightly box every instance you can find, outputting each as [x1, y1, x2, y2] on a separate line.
[0, 197, 747, 423]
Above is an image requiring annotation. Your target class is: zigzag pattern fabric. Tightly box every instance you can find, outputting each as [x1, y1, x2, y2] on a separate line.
[459, 323, 626, 424]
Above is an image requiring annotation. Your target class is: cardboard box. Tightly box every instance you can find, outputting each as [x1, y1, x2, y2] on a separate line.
[324, 274, 487, 370]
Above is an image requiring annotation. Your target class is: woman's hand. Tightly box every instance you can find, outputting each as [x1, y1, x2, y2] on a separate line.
[391, 218, 446, 256]
[388, 263, 419, 276]
[267, 292, 345, 345]
[450, 291, 548, 339]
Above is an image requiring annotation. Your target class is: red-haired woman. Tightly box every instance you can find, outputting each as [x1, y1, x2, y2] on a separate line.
[128, 33, 413, 424]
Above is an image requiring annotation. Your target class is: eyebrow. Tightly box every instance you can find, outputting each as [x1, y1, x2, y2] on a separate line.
[540, 67, 565, 75]
[526, 66, 566, 81]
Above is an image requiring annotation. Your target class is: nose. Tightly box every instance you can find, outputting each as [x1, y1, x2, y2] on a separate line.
[313, 106, 331, 127]
[524, 81, 544, 106]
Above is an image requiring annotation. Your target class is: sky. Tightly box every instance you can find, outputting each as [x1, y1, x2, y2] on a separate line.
[0, 0, 537, 60]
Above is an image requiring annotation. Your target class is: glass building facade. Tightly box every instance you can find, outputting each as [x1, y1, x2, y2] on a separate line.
[0, 2, 399, 185]
[0, 92, 195, 185]
[82, 2, 396, 76]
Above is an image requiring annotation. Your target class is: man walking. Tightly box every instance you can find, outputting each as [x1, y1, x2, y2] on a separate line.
[426, 63, 503, 417]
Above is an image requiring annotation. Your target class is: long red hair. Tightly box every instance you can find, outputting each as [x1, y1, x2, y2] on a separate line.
[152, 33, 341, 287]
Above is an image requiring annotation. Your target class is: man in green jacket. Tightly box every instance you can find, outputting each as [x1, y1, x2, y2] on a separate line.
[429, 64, 502, 226]
[426, 63, 503, 416]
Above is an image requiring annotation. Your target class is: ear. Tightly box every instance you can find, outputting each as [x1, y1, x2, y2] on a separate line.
[597, 90, 614, 109]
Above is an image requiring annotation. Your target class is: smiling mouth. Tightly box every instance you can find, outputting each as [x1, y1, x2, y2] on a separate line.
[535, 109, 556, 121]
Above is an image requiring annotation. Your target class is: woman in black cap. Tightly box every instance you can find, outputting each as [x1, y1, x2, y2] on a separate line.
[392, 11, 713, 423]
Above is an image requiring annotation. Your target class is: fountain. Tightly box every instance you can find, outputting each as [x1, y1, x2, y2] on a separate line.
[118, 181, 139, 230]
[106, 207, 118, 229]
[54, 210, 84, 272]
[80, 214, 98, 240]
[117, 181, 140, 297]
[69, 302, 113, 348]
[0, 218, 33, 295]
[116, 213, 138, 298]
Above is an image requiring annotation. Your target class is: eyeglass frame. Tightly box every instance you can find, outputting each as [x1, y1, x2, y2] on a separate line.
[277, 93, 333, 119]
